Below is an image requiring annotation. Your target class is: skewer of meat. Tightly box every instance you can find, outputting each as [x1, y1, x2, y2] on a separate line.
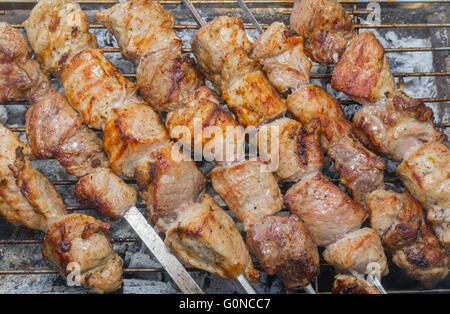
[24, 0, 259, 291]
[179, 0, 390, 293]
[290, 0, 449, 286]
[0, 122, 122, 293]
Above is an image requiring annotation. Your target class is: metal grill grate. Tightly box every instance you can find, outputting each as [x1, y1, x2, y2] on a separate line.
[0, 0, 449, 294]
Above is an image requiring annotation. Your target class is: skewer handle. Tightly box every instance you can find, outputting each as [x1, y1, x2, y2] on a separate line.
[304, 284, 316, 294]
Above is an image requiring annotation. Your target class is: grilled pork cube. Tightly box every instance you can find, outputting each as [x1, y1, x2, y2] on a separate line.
[290, 0, 355, 65]
[332, 274, 381, 294]
[323, 228, 389, 276]
[24, 0, 97, 75]
[60, 48, 136, 130]
[285, 172, 367, 246]
[222, 71, 287, 127]
[397, 141, 450, 250]
[257, 118, 325, 182]
[42, 213, 123, 294]
[246, 215, 320, 289]
[331, 32, 396, 104]
[103, 100, 170, 177]
[134, 141, 206, 228]
[166, 86, 245, 163]
[353, 94, 444, 161]
[0, 124, 66, 231]
[210, 160, 283, 230]
[250, 22, 311, 93]
[75, 168, 137, 218]
[165, 194, 259, 282]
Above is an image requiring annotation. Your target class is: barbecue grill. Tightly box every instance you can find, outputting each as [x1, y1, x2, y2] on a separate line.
[0, 0, 448, 294]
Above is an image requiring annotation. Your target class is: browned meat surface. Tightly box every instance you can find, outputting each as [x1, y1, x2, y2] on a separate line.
[24, 0, 97, 75]
[290, 0, 355, 65]
[210, 160, 283, 230]
[0, 123, 66, 231]
[285, 172, 367, 246]
[332, 274, 381, 294]
[103, 100, 170, 177]
[166, 86, 245, 163]
[250, 22, 311, 93]
[75, 168, 137, 218]
[165, 194, 259, 282]
[42, 213, 123, 293]
[246, 215, 320, 289]
[397, 141, 450, 251]
[323, 228, 389, 276]
[257, 118, 325, 182]
[367, 189, 449, 288]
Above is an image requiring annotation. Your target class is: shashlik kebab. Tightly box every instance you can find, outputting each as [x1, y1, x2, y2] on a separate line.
[178, 3, 390, 292]
[95, 0, 322, 292]
[0, 21, 204, 294]
[0, 122, 122, 293]
[24, 0, 259, 289]
[289, 0, 449, 286]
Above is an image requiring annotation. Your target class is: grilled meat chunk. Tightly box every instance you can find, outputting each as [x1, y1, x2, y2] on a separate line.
[323, 227, 389, 276]
[397, 141, 450, 250]
[332, 274, 381, 294]
[285, 172, 367, 246]
[367, 189, 449, 288]
[24, 0, 97, 75]
[42, 213, 123, 293]
[250, 22, 311, 93]
[210, 159, 283, 230]
[257, 118, 325, 182]
[290, 0, 355, 65]
[246, 214, 320, 289]
[165, 194, 259, 282]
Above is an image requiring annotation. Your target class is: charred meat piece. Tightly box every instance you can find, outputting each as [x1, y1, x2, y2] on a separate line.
[210, 159, 283, 230]
[323, 227, 389, 276]
[42, 213, 123, 293]
[250, 22, 311, 93]
[285, 172, 367, 246]
[290, 0, 355, 65]
[246, 215, 320, 289]
[332, 274, 381, 294]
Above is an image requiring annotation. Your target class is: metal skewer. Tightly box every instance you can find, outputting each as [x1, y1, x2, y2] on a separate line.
[182, 0, 313, 295]
[237, 0, 387, 295]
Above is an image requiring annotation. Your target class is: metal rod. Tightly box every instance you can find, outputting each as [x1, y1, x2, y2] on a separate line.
[0, 0, 449, 4]
[237, 0, 263, 34]
[304, 285, 316, 294]
[237, 274, 258, 294]
[182, 0, 205, 26]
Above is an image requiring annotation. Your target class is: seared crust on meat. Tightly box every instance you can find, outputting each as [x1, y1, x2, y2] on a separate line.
[165, 194, 259, 282]
[331, 32, 396, 104]
[290, 0, 355, 65]
[42, 213, 123, 293]
[24, 0, 97, 74]
[210, 159, 283, 230]
[246, 215, 320, 289]
[332, 274, 381, 294]
[75, 168, 137, 218]
[285, 172, 367, 246]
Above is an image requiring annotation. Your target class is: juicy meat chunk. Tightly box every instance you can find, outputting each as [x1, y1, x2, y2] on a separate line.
[42, 213, 123, 294]
[246, 214, 320, 289]
[397, 141, 450, 250]
[257, 118, 325, 182]
[134, 141, 206, 228]
[332, 274, 381, 294]
[165, 194, 259, 282]
[210, 159, 283, 230]
[103, 100, 170, 178]
[75, 168, 137, 218]
[290, 0, 355, 65]
[323, 227, 389, 277]
[284, 172, 367, 246]
[331, 32, 396, 104]
[353, 94, 444, 161]
[166, 86, 244, 163]
[60, 48, 136, 130]
[24, 0, 97, 74]
[250, 22, 312, 93]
